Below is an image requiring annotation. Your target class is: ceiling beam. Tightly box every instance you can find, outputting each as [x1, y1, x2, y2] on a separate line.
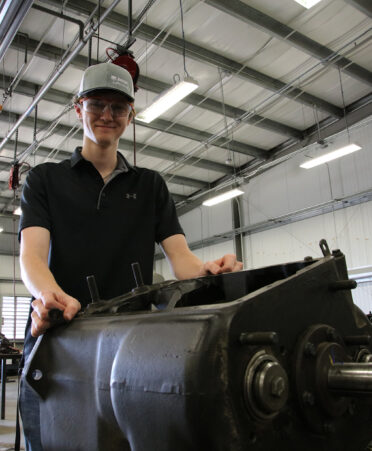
[1, 73, 267, 160]
[176, 93, 372, 215]
[0, 115, 235, 175]
[7, 37, 303, 140]
[163, 174, 207, 189]
[143, 118, 267, 159]
[205, 0, 372, 87]
[171, 193, 187, 203]
[139, 75, 304, 140]
[1, 74, 72, 104]
[272, 93, 372, 159]
[132, 143, 234, 174]
[0, 137, 208, 190]
[39, 0, 344, 118]
[343, 0, 372, 18]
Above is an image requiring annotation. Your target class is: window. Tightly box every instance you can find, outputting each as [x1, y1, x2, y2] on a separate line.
[1, 296, 30, 340]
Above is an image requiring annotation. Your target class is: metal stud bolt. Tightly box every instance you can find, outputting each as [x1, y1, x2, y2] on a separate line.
[271, 377, 285, 398]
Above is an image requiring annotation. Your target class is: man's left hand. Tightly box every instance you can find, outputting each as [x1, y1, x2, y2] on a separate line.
[202, 254, 243, 275]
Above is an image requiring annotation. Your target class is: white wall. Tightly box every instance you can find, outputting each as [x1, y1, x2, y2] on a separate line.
[240, 118, 372, 312]
[0, 255, 31, 333]
[180, 200, 233, 243]
[243, 119, 372, 226]
[154, 197, 235, 280]
[0, 255, 30, 297]
[244, 200, 372, 269]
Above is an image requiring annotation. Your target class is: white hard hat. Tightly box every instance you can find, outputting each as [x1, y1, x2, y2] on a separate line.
[78, 62, 135, 101]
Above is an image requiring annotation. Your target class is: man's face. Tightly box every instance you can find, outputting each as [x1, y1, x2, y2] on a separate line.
[75, 91, 133, 148]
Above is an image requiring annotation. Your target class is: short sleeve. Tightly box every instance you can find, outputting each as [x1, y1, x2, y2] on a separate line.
[155, 174, 184, 243]
[18, 166, 52, 240]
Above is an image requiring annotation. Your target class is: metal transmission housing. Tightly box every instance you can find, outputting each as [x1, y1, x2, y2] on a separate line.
[25, 241, 372, 451]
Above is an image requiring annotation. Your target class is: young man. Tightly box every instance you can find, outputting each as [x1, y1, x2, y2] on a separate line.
[19, 62, 242, 449]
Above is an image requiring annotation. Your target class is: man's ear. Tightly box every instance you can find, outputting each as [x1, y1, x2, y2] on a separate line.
[74, 103, 83, 121]
[128, 106, 136, 125]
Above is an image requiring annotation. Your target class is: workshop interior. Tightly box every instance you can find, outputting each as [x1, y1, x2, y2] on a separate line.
[0, 0, 372, 450]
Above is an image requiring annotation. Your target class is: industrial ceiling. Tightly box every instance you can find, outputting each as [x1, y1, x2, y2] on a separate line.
[0, 0, 371, 256]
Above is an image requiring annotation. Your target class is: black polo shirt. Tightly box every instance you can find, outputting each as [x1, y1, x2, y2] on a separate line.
[19, 147, 184, 305]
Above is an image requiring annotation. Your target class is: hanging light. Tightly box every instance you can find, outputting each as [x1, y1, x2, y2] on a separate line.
[136, 76, 198, 123]
[300, 144, 362, 169]
[203, 188, 244, 207]
[293, 0, 322, 8]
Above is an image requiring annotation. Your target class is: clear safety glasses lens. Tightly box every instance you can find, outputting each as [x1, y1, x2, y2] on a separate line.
[81, 99, 132, 117]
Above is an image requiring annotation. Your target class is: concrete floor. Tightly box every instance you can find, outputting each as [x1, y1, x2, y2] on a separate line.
[0, 377, 25, 451]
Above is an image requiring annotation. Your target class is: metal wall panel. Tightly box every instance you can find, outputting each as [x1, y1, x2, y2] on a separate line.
[244, 200, 372, 269]
[241, 119, 372, 226]
[0, 255, 22, 279]
[352, 281, 372, 314]
[179, 200, 233, 243]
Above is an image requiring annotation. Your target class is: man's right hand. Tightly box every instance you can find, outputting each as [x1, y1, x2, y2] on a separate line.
[31, 291, 81, 337]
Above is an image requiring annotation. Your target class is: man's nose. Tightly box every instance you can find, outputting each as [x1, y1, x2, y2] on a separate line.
[101, 104, 114, 119]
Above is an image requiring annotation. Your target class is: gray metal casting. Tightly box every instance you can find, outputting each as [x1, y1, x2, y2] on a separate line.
[24, 245, 372, 450]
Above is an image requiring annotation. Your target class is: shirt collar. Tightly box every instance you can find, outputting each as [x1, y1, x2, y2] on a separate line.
[70, 147, 138, 173]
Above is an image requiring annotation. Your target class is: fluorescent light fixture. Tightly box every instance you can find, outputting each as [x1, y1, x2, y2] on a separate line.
[293, 0, 322, 8]
[300, 144, 362, 169]
[203, 188, 244, 207]
[0, 227, 3, 233]
[14, 206, 22, 215]
[136, 77, 198, 123]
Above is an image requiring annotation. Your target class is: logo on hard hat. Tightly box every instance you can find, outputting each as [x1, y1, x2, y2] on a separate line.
[110, 74, 129, 89]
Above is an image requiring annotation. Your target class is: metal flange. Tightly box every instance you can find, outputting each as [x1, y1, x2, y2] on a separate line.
[243, 350, 288, 421]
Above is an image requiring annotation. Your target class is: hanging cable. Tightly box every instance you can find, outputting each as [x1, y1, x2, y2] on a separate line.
[178, 0, 189, 77]
[133, 116, 136, 166]
[11, 127, 19, 342]
[12, 191, 17, 342]
[218, 67, 233, 167]
[128, 0, 133, 41]
[33, 105, 38, 142]
[326, 162, 339, 248]
[97, 0, 101, 61]
[8, 124, 20, 192]
[314, 106, 322, 144]
[88, 33, 93, 66]
[338, 67, 351, 144]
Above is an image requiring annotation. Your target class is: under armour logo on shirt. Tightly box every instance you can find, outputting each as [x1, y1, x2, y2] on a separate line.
[124, 193, 137, 200]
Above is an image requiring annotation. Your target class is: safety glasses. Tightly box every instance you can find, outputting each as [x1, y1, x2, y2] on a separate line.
[79, 96, 134, 117]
